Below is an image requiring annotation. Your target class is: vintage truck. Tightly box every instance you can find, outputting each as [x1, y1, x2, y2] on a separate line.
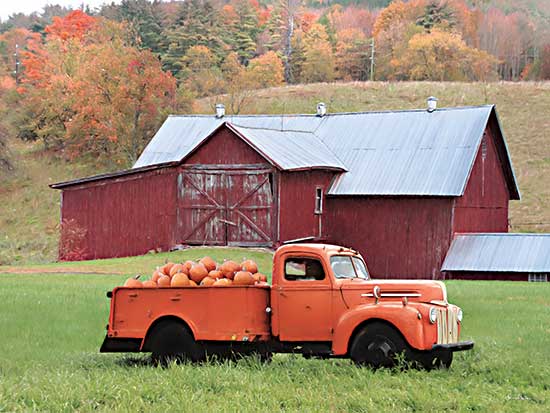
[101, 243, 473, 368]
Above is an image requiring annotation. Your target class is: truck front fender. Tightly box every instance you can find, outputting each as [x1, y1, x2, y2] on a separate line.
[332, 304, 429, 355]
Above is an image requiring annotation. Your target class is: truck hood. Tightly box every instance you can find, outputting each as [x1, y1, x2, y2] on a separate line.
[338, 279, 447, 309]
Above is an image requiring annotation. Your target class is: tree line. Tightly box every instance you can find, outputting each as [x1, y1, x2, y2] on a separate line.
[0, 0, 549, 169]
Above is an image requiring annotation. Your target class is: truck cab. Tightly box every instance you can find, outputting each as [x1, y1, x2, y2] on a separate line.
[101, 243, 473, 368]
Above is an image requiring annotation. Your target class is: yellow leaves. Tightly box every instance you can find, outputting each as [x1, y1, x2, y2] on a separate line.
[247, 51, 284, 87]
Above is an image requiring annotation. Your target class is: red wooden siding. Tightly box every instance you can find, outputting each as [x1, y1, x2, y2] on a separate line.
[326, 197, 454, 279]
[452, 123, 510, 233]
[444, 271, 528, 282]
[185, 127, 268, 165]
[278, 171, 336, 242]
[60, 168, 177, 260]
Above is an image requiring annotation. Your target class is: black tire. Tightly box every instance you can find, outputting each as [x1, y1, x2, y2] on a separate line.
[350, 322, 408, 368]
[148, 320, 203, 365]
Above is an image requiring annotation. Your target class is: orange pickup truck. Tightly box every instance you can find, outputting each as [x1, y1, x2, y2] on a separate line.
[101, 243, 473, 368]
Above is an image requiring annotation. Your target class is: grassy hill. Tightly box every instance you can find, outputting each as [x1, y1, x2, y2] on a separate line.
[1, 81, 549, 265]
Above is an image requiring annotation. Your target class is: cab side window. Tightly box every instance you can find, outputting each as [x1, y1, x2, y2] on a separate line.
[284, 258, 325, 281]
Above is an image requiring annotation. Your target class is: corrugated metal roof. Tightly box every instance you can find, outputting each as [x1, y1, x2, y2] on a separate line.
[133, 105, 519, 197]
[442, 233, 550, 273]
[228, 124, 347, 171]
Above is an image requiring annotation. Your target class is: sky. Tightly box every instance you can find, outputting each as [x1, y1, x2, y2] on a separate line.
[0, 1, 122, 21]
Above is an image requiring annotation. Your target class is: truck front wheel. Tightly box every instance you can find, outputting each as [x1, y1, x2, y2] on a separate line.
[148, 320, 203, 365]
[350, 322, 408, 369]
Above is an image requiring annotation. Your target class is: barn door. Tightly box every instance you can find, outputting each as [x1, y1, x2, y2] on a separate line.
[177, 166, 276, 247]
[226, 169, 275, 246]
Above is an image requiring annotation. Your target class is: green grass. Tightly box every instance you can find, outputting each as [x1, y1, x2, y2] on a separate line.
[1, 267, 549, 411]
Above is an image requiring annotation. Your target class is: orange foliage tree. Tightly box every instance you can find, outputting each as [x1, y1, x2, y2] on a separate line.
[248, 51, 284, 87]
[301, 23, 334, 83]
[18, 12, 175, 165]
[335, 28, 370, 81]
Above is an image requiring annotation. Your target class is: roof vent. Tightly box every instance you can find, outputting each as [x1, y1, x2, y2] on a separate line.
[316, 102, 327, 117]
[215, 103, 225, 118]
[427, 96, 438, 113]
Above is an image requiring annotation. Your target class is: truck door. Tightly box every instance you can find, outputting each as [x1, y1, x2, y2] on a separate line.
[275, 255, 332, 341]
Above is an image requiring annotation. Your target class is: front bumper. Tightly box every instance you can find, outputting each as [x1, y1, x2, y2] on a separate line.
[432, 340, 474, 352]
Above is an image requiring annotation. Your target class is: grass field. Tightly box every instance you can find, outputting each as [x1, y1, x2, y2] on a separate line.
[1, 81, 549, 266]
[1, 250, 549, 412]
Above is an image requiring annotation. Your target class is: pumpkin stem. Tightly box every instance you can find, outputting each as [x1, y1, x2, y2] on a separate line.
[133, 274, 141, 280]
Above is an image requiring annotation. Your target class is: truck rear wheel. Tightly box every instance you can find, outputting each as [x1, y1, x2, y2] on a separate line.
[148, 320, 203, 365]
[350, 322, 408, 369]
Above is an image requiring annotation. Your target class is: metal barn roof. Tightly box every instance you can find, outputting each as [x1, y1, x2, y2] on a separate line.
[442, 233, 550, 273]
[134, 105, 519, 197]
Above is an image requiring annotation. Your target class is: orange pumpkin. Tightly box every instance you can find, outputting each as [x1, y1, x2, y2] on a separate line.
[152, 270, 163, 283]
[157, 275, 171, 287]
[189, 263, 209, 283]
[241, 259, 258, 274]
[124, 276, 142, 288]
[161, 262, 175, 276]
[208, 270, 223, 279]
[182, 260, 194, 275]
[169, 263, 185, 277]
[234, 271, 254, 286]
[189, 280, 198, 287]
[200, 256, 217, 272]
[220, 260, 240, 280]
[253, 273, 268, 283]
[213, 278, 232, 286]
[171, 272, 190, 287]
[200, 276, 216, 286]
[142, 280, 157, 288]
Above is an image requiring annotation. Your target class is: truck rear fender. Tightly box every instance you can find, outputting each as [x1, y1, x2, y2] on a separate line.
[140, 315, 198, 351]
[332, 304, 427, 355]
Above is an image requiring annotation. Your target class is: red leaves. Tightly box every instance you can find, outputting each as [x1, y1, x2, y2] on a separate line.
[45, 10, 96, 41]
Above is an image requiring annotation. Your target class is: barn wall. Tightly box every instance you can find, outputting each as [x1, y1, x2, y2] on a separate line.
[453, 124, 510, 233]
[184, 128, 268, 165]
[325, 197, 454, 279]
[60, 168, 177, 260]
[444, 271, 527, 281]
[278, 171, 337, 242]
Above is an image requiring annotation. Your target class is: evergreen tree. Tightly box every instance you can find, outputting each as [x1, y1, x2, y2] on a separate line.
[416, 1, 456, 33]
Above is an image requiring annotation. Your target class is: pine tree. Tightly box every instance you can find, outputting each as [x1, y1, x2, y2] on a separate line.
[416, 1, 456, 33]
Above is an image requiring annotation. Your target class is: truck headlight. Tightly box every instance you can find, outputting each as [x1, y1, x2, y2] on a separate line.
[429, 307, 437, 324]
[457, 308, 463, 323]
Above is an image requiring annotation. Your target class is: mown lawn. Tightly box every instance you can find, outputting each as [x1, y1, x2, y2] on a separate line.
[1, 251, 549, 412]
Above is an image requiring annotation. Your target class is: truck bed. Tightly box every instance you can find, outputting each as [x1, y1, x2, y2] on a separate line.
[107, 285, 271, 344]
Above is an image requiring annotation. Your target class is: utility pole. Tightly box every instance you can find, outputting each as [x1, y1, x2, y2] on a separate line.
[369, 38, 375, 82]
[14, 43, 20, 85]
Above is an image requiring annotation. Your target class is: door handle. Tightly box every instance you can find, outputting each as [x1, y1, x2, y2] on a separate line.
[170, 297, 181, 302]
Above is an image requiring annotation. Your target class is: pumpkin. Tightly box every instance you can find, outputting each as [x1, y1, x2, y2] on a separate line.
[208, 270, 223, 279]
[152, 270, 163, 283]
[213, 278, 232, 286]
[157, 275, 171, 287]
[182, 260, 195, 275]
[171, 272, 190, 287]
[124, 275, 142, 288]
[200, 256, 217, 272]
[234, 271, 254, 286]
[161, 262, 175, 276]
[241, 259, 258, 274]
[142, 280, 157, 288]
[253, 273, 268, 283]
[169, 263, 185, 277]
[189, 263, 208, 283]
[220, 260, 240, 280]
[200, 276, 216, 286]
[189, 280, 198, 287]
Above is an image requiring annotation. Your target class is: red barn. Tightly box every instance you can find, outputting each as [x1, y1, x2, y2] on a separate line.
[51, 104, 521, 279]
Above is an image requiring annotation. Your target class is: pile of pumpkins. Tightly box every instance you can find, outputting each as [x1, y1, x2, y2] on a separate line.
[123, 256, 268, 288]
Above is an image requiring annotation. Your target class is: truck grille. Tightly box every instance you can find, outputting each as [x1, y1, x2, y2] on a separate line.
[436, 307, 459, 344]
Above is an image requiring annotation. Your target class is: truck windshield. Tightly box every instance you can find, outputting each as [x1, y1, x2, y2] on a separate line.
[330, 256, 369, 279]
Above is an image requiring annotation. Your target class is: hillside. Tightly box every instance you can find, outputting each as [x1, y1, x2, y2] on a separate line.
[1, 81, 549, 265]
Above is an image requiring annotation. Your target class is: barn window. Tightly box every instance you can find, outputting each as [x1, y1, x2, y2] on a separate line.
[528, 273, 548, 282]
[314, 187, 323, 214]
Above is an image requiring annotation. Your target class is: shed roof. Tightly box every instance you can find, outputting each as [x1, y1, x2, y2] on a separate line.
[134, 105, 519, 198]
[442, 233, 550, 273]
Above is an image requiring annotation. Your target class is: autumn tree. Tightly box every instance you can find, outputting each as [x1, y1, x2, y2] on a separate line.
[301, 23, 335, 83]
[180, 45, 223, 98]
[221, 52, 255, 114]
[335, 28, 370, 81]
[248, 51, 284, 87]
[404, 29, 497, 80]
